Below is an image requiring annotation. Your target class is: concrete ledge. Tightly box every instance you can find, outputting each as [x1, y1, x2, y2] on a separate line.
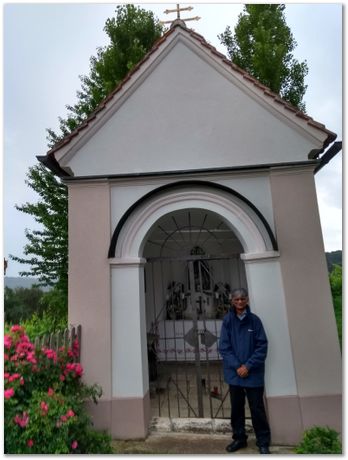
[150, 417, 173, 433]
[150, 417, 253, 435]
[172, 418, 213, 433]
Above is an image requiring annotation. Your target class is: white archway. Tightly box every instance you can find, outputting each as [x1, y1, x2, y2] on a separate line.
[113, 185, 277, 261]
[109, 183, 297, 438]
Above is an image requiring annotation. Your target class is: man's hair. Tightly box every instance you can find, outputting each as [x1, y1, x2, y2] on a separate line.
[231, 288, 248, 299]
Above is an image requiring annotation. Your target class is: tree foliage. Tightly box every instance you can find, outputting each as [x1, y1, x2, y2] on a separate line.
[11, 163, 68, 295]
[326, 250, 342, 273]
[329, 264, 342, 297]
[4, 285, 68, 336]
[13, 5, 164, 307]
[219, 4, 308, 111]
[4, 287, 45, 324]
[329, 264, 342, 348]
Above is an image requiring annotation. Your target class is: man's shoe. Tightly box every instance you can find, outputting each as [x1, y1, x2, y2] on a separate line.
[226, 440, 248, 452]
[259, 446, 271, 454]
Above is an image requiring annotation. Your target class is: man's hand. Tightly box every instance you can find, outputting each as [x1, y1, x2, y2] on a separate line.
[237, 365, 249, 378]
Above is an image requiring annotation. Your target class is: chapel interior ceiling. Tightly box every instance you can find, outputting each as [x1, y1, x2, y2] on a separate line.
[143, 208, 243, 259]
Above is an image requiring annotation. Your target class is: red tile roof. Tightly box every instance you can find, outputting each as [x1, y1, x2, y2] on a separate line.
[46, 21, 336, 159]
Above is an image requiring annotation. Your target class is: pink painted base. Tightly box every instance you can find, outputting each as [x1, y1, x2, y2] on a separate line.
[86, 392, 151, 439]
[267, 394, 342, 445]
[86, 392, 341, 445]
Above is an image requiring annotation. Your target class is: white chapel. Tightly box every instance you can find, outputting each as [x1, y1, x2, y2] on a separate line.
[39, 19, 341, 444]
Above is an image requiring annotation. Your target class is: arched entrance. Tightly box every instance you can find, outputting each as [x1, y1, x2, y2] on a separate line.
[143, 207, 247, 418]
[109, 182, 296, 438]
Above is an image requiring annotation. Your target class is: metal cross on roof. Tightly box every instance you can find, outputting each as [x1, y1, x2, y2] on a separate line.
[160, 4, 201, 25]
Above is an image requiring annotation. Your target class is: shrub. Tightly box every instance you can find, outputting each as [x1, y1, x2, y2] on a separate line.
[6, 310, 68, 340]
[329, 264, 342, 297]
[295, 426, 342, 454]
[4, 325, 113, 454]
[4, 286, 45, 323]
[329, 264, 342, 348]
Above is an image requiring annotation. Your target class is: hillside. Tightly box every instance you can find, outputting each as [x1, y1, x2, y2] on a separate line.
[326, 250, 342, 272]
[4, 277, 51, 292]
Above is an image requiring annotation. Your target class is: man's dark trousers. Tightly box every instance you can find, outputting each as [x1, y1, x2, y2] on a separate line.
[229, 385, 271, 447]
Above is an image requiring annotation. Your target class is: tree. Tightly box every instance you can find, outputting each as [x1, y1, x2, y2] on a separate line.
[219, 4, 308, 111]
[4, 286, 45, 323]
[13, 5, 164, 308]
[329, 264, 342, 297]
[326, 250, 342, 272]
[11, 163, 68, 293]
[329, 264, 342, 348]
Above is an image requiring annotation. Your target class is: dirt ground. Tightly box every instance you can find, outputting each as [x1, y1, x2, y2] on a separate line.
[112, 432, 296, 455]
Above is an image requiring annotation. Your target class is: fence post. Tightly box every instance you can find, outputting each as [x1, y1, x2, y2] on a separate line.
[32, 326, 81, 359]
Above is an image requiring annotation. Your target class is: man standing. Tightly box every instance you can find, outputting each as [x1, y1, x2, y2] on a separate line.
[219, 288, 271, 454]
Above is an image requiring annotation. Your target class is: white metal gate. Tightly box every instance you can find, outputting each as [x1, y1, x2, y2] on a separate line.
[144, 209, 247, 418]
[146, 261, 249, 417]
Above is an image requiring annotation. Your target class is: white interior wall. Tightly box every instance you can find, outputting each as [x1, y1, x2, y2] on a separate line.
[144, 258, 247, 336]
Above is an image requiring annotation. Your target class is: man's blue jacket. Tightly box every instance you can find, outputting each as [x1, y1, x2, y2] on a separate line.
[219, 306, 268, 387]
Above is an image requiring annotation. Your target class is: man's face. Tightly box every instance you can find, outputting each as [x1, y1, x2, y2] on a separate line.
[231, 295, 248, 314]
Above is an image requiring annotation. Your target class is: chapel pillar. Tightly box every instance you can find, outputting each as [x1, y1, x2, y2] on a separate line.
[267, 165, 342, 440]
[67, 181, 113, 432]
[241, 253, 302, 444]
[110, 258, 151, 439]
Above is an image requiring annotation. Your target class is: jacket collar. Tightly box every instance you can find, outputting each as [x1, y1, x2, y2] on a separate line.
[231, 305, 251, 320]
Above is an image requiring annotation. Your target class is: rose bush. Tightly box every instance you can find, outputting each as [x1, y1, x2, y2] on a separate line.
[4, 325, 113, 454]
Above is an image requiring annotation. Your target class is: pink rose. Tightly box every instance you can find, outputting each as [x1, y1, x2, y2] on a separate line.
[66, 409, 75, 418]
[9, 373, 21, 382]
[40, 401, 49, 414]
[73, 338, 80, 353]
[47, 388, 54, 396]
[16, 340, 34, 354]
[27, 439, 34, 448]
[74, 363, 83, 377]
[26, 351, 37, 364]
[4, 388, 15, 399]
[60, 415, 68, 423]
[71, 440, 78, 450]
[65, 362, 83, 378]
[43, 348, 57, 363]
[14, 412, 29, 428]
[4, 335, 12, 349]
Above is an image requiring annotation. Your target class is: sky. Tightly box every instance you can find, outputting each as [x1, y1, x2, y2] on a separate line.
[2, 2, 343, 278]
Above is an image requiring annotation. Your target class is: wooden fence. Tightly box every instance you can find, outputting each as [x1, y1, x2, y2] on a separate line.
[34, 325, 81, 362]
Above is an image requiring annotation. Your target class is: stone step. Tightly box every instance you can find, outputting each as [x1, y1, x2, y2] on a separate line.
[150, 416, 254, 435]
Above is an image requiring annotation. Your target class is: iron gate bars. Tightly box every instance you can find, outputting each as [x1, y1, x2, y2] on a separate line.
[146, 255, 246, 419]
